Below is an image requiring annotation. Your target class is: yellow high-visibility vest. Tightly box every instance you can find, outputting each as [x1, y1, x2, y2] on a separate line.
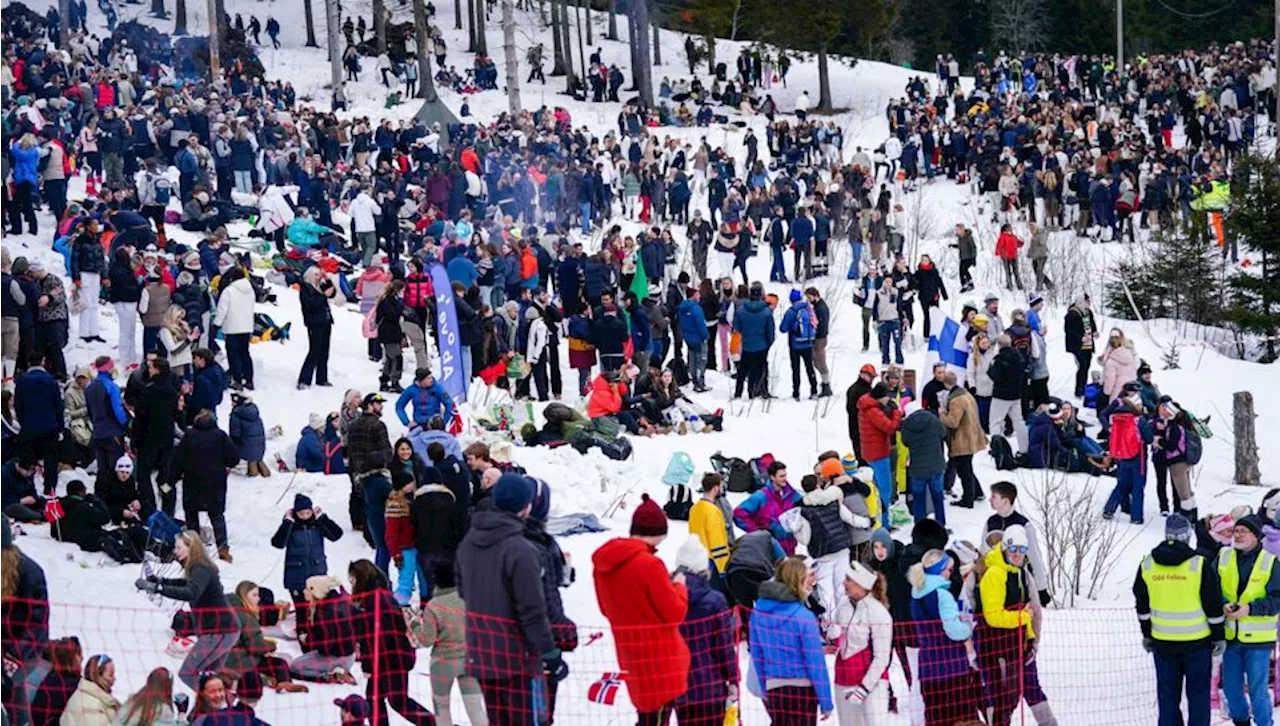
[1219, 549, 1278, 643]
[1141, 554, 1211, 642]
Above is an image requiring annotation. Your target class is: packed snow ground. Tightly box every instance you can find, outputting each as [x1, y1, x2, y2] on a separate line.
[4, 0, 1280, 723]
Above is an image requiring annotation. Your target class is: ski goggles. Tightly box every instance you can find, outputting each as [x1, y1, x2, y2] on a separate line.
[1005, 544, 1029, 555]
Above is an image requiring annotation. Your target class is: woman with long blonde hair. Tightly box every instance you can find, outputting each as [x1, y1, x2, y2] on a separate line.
[158, 306, 195, 378]
[133, 531, 238, 690]
[749, 556, 834, 724]
[116, 668, 181, 726]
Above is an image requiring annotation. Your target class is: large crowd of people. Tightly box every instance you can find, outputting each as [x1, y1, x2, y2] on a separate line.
[0, 0, 1273, 723]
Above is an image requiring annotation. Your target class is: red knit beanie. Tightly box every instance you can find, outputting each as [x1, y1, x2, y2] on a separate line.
[630, 494, 668, 537]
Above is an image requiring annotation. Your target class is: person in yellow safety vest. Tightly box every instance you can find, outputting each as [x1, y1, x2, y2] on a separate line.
[1134, 513, 1226, 726]
[883, 365, 914, 497]
[1218, 514, 1280, 726]
[1190, 179, 1230, 212]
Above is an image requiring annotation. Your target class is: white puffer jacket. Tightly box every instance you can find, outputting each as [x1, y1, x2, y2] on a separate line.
[214, 277, 256, 335]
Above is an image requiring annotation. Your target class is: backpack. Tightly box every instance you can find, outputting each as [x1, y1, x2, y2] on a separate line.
[664, 484, 693, 521]
[1184, 427, 1203, 466]
[990, 435, 1019, 471]
[543, 401, 576, 425]
[600, 436, 633, 461]
[145, 511, 183, 547]
[667, 358, 690, 387]
[749, 453, 777, 488]
[712, 454, 757, 493]
[791, 304, 817, 345]
[153, 176, 172, 205]
[362, 307, 378, 339]
[100, 528, 143, 564]
[662, 451, 696, 488]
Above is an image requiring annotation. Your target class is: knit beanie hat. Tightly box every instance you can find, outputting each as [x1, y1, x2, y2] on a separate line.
[1208, 513, 1236, 545]
[789, 289, 803, 303]
[293, 494, 314, 512]
[308, 412, 325, 430]
[841, 453, 859, 474]
[818, 458, 844, 480]
[529, 477, 552, 522]
[630, 494, 668, 537]
[869, 382, 889, 400]
[1236, 514, 1264, 540]
[1165, 513, 1193, 544]
[676, 537, 709, 574]
[492, 474, 534, 514]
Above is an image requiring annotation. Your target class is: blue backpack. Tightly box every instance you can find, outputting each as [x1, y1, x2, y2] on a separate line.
[791, 303, 816, 344]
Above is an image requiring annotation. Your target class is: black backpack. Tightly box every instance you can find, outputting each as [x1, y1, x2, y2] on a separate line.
[725, 458, 757, 493]
[600, 436, 633, 461]
[664, 485, 693, 521]
[990, 435, 1019, 471]
[667, 358, 690, 387]
[100, 528, 143, 564]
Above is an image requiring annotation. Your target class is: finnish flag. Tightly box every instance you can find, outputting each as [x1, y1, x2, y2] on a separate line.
[926, 316, 971, 387]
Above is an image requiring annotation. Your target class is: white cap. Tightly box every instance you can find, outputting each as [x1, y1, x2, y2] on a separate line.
[676, 537, 710, 574]
[1003, 524, 1029, 550]
[847, 561, 878, 591]
[904, 400, 922, 417]
[309, 412, 325, 430]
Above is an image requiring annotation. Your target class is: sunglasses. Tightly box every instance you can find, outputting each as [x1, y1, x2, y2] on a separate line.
[1006, 545, 1029, 555]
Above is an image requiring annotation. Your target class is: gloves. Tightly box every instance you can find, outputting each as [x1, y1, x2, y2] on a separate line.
[844, 685, 870, 704]
[1142, 638, 1155, 654]
[1213, 640, 1227, 658]
[1039, 590, 1052, 607]
[135, 577, 159, 594]
[542, 652, 569, 683]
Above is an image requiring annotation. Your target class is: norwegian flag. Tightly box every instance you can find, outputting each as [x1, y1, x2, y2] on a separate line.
[587, 672, 624, 706]
[43, 499, 65, 524]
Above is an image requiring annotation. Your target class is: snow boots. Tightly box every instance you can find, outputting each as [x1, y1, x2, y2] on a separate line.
[218, 546, 234, 563]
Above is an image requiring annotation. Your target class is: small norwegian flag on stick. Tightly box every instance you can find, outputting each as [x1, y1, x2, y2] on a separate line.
[587, 672, 624, 706]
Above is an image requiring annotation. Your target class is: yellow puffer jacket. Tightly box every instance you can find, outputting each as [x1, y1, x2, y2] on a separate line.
[979, 546, 1036, 640]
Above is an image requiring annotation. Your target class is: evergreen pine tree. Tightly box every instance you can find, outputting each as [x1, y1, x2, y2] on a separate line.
[1219, 155, 1280, 362]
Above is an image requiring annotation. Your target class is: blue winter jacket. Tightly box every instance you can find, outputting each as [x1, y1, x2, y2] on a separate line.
[628, 303, 651, 354]
[677, 299, 709, 345]
[779, 302, 814, 350]
[9, 143, 39, 185]
[640, 240, 666, 284]
[791, 215, 814, 246]
[1026, 413, 1066, 469]
[447, 255, 479, 290]
[678, 572, 737, 706]
[749, 580, 834, 712]
[14, 368, 63, 435]
[270, 513, 343, 591]
[191, 362, 228, 417]
[295, 422, 347, 474]
[228, 402, 266, 461]
[407, 427, 463, 464]
[910, 573, 974, 682]
[85, 372, 128, 440]
[1, 461, 40, 510]
[733, 299, 775, 353]
[395, 381, 455, 427]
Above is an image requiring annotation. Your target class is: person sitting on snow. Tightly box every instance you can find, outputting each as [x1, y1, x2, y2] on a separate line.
[295, 412, 347, 475]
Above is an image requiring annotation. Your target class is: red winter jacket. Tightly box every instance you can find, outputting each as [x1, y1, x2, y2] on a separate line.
[995, 231, 1023, 260]
[857, 394, 902, 462]
[593, 537, 690, 712]
[587, 374, 624, 418]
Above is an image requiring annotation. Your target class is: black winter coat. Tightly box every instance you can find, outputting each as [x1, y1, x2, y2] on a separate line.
[375, 294, 404, 344]
[134, 372, 180, 453]
[100, 473, 147, 523]
[299, 280, 333, 328]
[157, 561, 238, 633]
[107, 259, 142, 303]
[523, 518, 577, 648]
[411, 483, 465, 555]
[171, 416, 240, 513]
[914, 265, 948, 306]
[50, 495, 109, 551]
[988, 346, 1027, 400]
[271, 514, 343, 591]
[456, 509, 557, 680]
[352, 586, 416, 675]
[1063, 304, 1098, 354]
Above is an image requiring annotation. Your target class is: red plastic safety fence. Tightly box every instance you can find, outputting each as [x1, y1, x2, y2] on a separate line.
[0, 594, 1247, 725]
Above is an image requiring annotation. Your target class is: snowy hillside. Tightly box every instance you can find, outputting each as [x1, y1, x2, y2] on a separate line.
[3, 0, 1279, 723]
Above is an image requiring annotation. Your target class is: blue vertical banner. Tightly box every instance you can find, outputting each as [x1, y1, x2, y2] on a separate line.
[430, 264, 465, 400]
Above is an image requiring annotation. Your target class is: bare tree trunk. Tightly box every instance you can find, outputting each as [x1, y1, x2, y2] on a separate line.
[373, 0, 387, 54]
[817, 42, 833, 111]
[651, 15, 661, 67]
[730, 0, 742, 40]
[574, 0, 586, 80]
[630, 0, 653, 106]
[606, 0, 617, 40]
[502, 0, 521, 114]
[59, 0, 72, 47]
[207, 0, 221, 79]
[455, 0, 463, 29]
[150, 0, 165, 19]
[474, 0, 488, 54]
[304, 0, 320, 47]
[550, 0, 566, 75]
[467, 0, 478, 50]
[326, 0, 344, 101]
[1235, 391, 1262, 486]
[174, 0, 187, 34]
[583, 0, 592, 45]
